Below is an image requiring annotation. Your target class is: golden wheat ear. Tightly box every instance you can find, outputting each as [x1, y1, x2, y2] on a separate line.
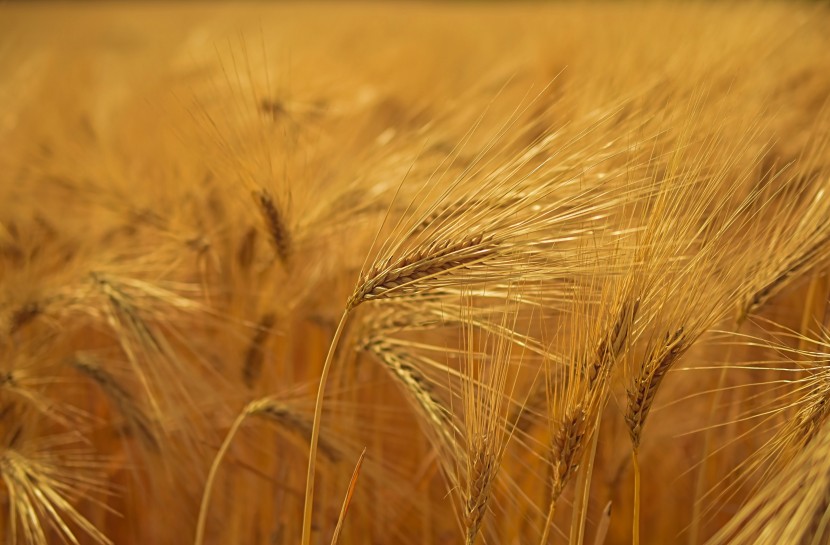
[358, 336, 458, 453]
[69, 354, 161, 453]
[78, 272, 214, 437]
[692, 322, 830, 509]
[538, 254, 640, 545]
[299, 98, 656, 545]
[615, 106, 792, 543]
[247, 397, 344, 463]
[707, 415, 830, 545]
[252, 189, 292, 267]
[1, 433, 114, 545]
[738, 172, 830, 321]
[455, 293, 524, 545]
[241, 311, 278, 389]
[0, 353, 83, 430]
[345, 92, 670, 314]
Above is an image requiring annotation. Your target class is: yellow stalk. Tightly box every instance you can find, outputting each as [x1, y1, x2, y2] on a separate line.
[301, 310, 350, 545]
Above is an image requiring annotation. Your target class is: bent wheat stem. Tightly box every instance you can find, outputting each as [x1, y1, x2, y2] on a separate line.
[302, 310, 350, 545]
[195, 407, 252, 545]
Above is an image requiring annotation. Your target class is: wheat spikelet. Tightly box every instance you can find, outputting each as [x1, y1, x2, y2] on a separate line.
[85, 272, 207, 432]
[242, 312, 277, 388]
[590, 298, 640, 383]
[359, 336, 458, 452]
[236, 226, 259, 271]
[3, 3, 830, 545]
[247, 397, 343, 463]
[625, 328, 686, 448]
[348, 234, 499, 308]
[764, 324, 830, 461]
[620, 119, 779, 447]
[357, 304, 443, 336]
[537, 257, 640, 543]
[7, 301, 41, 336]
[549, 406, 587, 500]
[0, 439, 113, 545]
[740, 175, 830, 319]
[253, 189, 292, 266]
[707, 323, 830, 498]
[0, 345, 84, 429]
[454, 294, 523, 545]
[69, 354, 160, 453]
[707, 417, 830, 545]
[196, 392, 345, 545]
[464, 438, 496, 545]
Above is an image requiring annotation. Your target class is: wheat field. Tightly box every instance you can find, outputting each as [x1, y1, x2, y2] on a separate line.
[1, 2, 830, 544]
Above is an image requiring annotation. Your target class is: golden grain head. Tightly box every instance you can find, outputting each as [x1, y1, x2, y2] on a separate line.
[2, 3, 830, 545]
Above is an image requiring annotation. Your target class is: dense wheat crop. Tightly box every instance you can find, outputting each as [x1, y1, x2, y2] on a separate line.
[1, 2, 830, 544]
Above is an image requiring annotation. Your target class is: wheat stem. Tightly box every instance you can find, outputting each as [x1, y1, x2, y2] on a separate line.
[689, 340, 736, 545]
[539, 497, 556, 545]
[302, 310, 350, 545]
[633, 448, 641, 545]
[573, 422, 601, 545]
[195, 407, 251, 545]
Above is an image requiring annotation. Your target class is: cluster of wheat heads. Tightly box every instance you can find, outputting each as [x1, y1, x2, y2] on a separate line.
[2, 2, 830, 544]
